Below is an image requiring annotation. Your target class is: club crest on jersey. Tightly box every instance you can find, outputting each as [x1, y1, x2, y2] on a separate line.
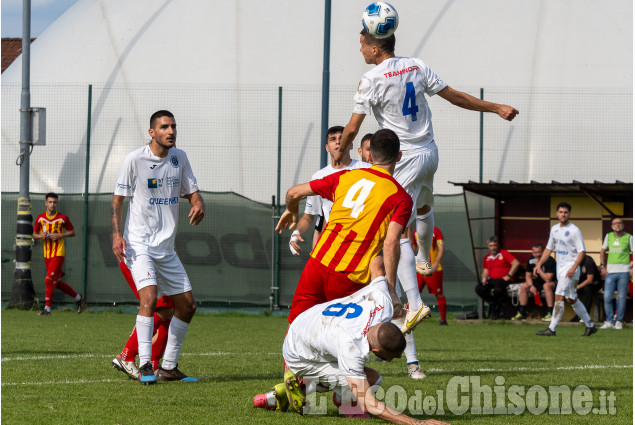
[170, 155, 179, 168]
[148, 178, 163, 188]
[565, 231, 570, 237]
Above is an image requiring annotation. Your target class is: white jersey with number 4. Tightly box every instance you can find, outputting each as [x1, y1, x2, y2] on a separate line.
[546, 222, 586, 279]
[114, 145, 199, 257]
[353, 56, 447, 152]
[304, 159, 370, 223]
[283, 278, 394, 380]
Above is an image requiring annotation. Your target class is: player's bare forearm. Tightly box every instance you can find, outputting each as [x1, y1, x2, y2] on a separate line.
[111, 195, 126, 262]
[438, 86, 518, 121]
[184, 191, 205, 225]
[341, 113, 366, 152]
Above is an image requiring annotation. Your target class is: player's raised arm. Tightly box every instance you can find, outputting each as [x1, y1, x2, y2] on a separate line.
[275, 182, 316, 234]
[341, 113, 366, 152]
[437, 86, 518, 121]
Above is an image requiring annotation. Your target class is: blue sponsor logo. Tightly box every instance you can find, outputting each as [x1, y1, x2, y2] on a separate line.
[148, 178, 158, 188]
[149, 197, 179, 205]
[117, 183, 131, 189]
[322, 302, 363, 319]
[166, 176, 180, 187]
[556, 250, 569, 256]
[170, 155, 179, 168]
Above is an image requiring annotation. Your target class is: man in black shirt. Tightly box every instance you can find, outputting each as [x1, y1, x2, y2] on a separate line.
[512, 243, 556, 321]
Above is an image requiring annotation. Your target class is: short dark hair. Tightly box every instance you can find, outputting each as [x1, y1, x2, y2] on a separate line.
[376, 322, 406, 354]
[531, 242, 544, 249]
[45, 192, 58, 201]
[360, 133, 373, 146]
[487, 236, 499, 244]
[556, 202, 571, 212]
[360, 28, 395, 54]
[326, 125, 344, 141]
[369, 129, 400, 164]
[150, 110, 174, 129]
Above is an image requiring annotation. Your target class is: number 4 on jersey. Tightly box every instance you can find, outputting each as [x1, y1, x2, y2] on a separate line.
[402, 81, 419, 121]
[342, 179, 375, 218]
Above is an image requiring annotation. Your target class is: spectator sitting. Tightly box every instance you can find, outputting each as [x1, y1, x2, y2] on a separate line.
[475, 236, 520, 319]
[570, 254, 602, 322]
[512, 243, 556, 321]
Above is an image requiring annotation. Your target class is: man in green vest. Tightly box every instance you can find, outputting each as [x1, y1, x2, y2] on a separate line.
[599, 217, 633, 330]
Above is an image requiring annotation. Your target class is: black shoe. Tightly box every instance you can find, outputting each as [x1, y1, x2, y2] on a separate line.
[582, 324, 598, 336]
[156, 364, 198, 382]
[138, 362, 157, 385]
[38, 309, 51, 316]
[76, 295, 85, 314]
[536, 328, 556, 336]
[439, 320, 448, 326]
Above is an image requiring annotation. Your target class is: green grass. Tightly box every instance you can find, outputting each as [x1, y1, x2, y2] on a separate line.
[1, 309, 632, 424]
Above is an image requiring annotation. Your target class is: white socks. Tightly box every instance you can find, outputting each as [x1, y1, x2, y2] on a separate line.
[161, 316, 190, 370]
[394, 318, 418, 364]
[136, 314, 154, 365]
[415, 209, 434, 264]
[571, 299, 594, 327]
[397, 238, 423, 308]
[549, 301, 565, 331]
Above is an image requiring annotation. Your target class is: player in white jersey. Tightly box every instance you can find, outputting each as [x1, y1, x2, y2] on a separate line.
[289, 126, 370, 255]
[256, 277, 448, 424]
[111, 110, 206, 384]
[340, 29, 518, 330]
[535, 202, 597, 337]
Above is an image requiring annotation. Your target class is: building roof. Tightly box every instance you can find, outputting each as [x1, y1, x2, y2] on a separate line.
[451, 181, 632, 201]
[1, 38, 35, 73]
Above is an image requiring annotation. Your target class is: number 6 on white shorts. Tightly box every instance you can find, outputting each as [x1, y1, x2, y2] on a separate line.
[342, 179, 375, 218]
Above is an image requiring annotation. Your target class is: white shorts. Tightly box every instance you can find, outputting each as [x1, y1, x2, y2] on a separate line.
[393, 144, 439, 226]
[554, 270, 578, 300]
[285, 357, 349, 388]
[125, 251, 192, 297]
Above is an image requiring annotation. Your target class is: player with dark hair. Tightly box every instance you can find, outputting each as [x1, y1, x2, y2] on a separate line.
[536, 202, 597, 336]
[279, 128, 427, 326]
[112, 109, 205, 383]
[33, 192, 84, 316]
[289, 125, 369, 256]
[358, 133, 373, 163]
[340, 27, 518, 334]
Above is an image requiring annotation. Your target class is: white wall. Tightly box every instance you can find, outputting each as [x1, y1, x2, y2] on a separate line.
[2, 0, 632, 201]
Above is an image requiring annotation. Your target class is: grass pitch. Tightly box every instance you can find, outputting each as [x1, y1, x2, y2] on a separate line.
[1, 309, 632, 424]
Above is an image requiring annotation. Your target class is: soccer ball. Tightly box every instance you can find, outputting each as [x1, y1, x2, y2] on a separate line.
[362, 2, 399, 39]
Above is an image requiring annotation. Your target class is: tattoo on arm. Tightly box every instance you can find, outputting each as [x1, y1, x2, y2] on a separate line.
[111, 204, 122, 235]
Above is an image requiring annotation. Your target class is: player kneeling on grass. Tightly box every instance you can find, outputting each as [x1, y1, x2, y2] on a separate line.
[254, 277, 448, 425]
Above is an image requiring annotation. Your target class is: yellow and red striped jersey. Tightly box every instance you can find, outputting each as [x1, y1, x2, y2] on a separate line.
[34, 212, 74, 258]
[309, 166, 412, 285]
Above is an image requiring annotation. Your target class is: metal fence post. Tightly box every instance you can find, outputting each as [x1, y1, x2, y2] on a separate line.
[81, 84, 92, 297]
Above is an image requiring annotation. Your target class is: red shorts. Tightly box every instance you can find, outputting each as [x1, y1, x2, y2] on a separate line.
[417, 270, 443, 295]
[45, 256, 65, 280]
[288, 257, 365, 324]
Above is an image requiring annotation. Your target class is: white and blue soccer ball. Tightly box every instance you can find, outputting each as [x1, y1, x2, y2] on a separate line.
[362, 2, 399, 39]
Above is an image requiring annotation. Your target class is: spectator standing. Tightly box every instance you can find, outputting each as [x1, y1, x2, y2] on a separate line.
[599, 217, 633, 330]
